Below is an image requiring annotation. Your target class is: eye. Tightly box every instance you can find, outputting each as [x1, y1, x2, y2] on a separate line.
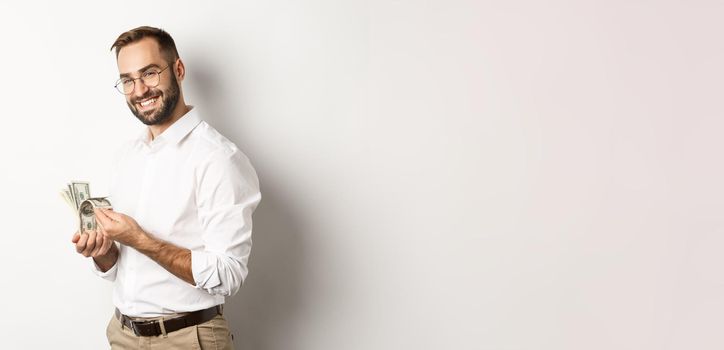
[142, 71, 159, 78]
[121, 78, 134, 86]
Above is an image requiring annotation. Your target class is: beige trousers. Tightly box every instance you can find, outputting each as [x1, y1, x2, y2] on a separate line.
[106, 312, 235, 350]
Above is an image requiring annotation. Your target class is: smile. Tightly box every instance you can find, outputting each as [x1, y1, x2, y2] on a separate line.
[137, 96, 159, 110]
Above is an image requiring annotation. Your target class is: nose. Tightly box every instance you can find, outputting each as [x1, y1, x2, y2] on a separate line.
[131, 79, 149, 99]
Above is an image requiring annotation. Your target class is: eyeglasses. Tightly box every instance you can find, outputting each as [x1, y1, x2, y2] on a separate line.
[114, 65, 171, 95]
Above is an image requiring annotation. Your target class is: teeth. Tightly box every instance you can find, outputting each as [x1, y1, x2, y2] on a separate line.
[140, 98, 156, 107]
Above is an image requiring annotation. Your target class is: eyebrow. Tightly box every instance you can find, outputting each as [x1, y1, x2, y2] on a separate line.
[119, 64, 161, 78]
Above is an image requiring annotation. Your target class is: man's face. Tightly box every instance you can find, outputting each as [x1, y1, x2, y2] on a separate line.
[116, 38, 179, 126]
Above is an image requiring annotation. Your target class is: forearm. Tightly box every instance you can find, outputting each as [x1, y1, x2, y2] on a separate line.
[133, 231, 195, 285]
[92, 244, 119, 272]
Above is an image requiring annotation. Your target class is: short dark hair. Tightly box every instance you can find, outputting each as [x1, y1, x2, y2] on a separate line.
[110, 26, 180, 63]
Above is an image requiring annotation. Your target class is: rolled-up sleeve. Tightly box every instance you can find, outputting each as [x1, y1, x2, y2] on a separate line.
[191, 147, 261, 296]
[90, 253, 118, 281]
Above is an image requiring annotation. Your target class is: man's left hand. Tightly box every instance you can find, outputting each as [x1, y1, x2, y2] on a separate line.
[94, 208, 146, 247]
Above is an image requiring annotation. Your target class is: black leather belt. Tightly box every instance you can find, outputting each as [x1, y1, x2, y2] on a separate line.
[115, 305, 222, 337]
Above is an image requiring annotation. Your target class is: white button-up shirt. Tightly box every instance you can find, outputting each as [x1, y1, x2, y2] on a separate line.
[93, 107, 261, 317]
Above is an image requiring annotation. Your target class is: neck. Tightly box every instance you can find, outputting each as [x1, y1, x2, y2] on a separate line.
[148, 102, 191, 140]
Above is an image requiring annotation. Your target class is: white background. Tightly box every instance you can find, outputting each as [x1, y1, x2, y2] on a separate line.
[0, 0, 722, 349]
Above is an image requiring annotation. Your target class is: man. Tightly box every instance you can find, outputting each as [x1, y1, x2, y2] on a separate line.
[71, 26, 261, 349]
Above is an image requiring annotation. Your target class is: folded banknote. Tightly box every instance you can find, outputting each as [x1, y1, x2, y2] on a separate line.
[60, 181, 112, 232]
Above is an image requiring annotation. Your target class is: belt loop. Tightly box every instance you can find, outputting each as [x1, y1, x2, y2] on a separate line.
[219, 304, 224, 315]
[159, 317, 168, 338]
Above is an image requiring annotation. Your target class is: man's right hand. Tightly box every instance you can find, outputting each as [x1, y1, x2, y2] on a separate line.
[72, 230, 119, 272]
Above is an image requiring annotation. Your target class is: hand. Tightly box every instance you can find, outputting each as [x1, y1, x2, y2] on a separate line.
[71, 229, 115, 258]
[94, 208, 146, 247]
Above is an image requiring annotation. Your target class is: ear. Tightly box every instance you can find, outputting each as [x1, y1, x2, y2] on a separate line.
[174, 58, 186, 82]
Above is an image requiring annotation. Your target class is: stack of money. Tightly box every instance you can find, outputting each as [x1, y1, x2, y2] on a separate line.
[60, 181, 113, 232]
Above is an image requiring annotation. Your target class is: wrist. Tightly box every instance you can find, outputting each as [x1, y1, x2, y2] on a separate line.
[93, 245, 118, 272]
[131, 228, 150, 248]
[133, 229, 160, 256]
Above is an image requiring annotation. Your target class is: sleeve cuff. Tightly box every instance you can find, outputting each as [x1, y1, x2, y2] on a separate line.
[91, 257, 118, 281]
[191, 250, 222, 291]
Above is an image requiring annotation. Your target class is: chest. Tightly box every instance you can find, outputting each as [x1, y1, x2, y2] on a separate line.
[110, 148, 200, 239]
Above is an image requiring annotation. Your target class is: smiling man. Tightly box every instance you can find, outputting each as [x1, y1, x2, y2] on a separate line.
[71, 26, 261, 349]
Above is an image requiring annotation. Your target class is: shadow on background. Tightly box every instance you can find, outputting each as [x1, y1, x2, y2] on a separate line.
[189, 59, 308, 349]
[227, 189, 308, 350]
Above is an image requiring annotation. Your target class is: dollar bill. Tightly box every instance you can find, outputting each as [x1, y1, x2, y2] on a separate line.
[60, 181, 113, 232]
[60, 189, 74, 209]
[71, 181, 90, 209]
[79, 197, 113, 232]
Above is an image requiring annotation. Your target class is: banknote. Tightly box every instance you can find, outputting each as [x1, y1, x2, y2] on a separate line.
[79, 197, 113, 232]
[60, 181, 112, 232]
[60, 189, 74, 209]
[71, 182, 90, 209]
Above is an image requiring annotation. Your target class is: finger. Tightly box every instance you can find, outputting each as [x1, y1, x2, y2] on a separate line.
[76, 232, 89, 253]
[97, 219, 113, 238]
[90, 231, 104, 256]
[81, 231, 97, 257]
[100, 208, 123, 221]
[93, 208, 111, 231]
[71, 231, 81, 243]
[96, 235, 114, 256]
[94, 208, 113, 227]
[96, 217, 105, 231]
[80, 231, 95, 256]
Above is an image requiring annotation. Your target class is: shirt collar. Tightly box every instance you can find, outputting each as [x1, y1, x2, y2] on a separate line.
[136, 106, 202, 147]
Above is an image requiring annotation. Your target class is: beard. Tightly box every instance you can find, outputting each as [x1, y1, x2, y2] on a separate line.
[126, 73, 180, 126]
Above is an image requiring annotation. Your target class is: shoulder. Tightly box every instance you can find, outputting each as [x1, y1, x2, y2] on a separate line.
[191, 122, 238, 155]
[189, 122, 259, 183]
[189, 122, 251, 162]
